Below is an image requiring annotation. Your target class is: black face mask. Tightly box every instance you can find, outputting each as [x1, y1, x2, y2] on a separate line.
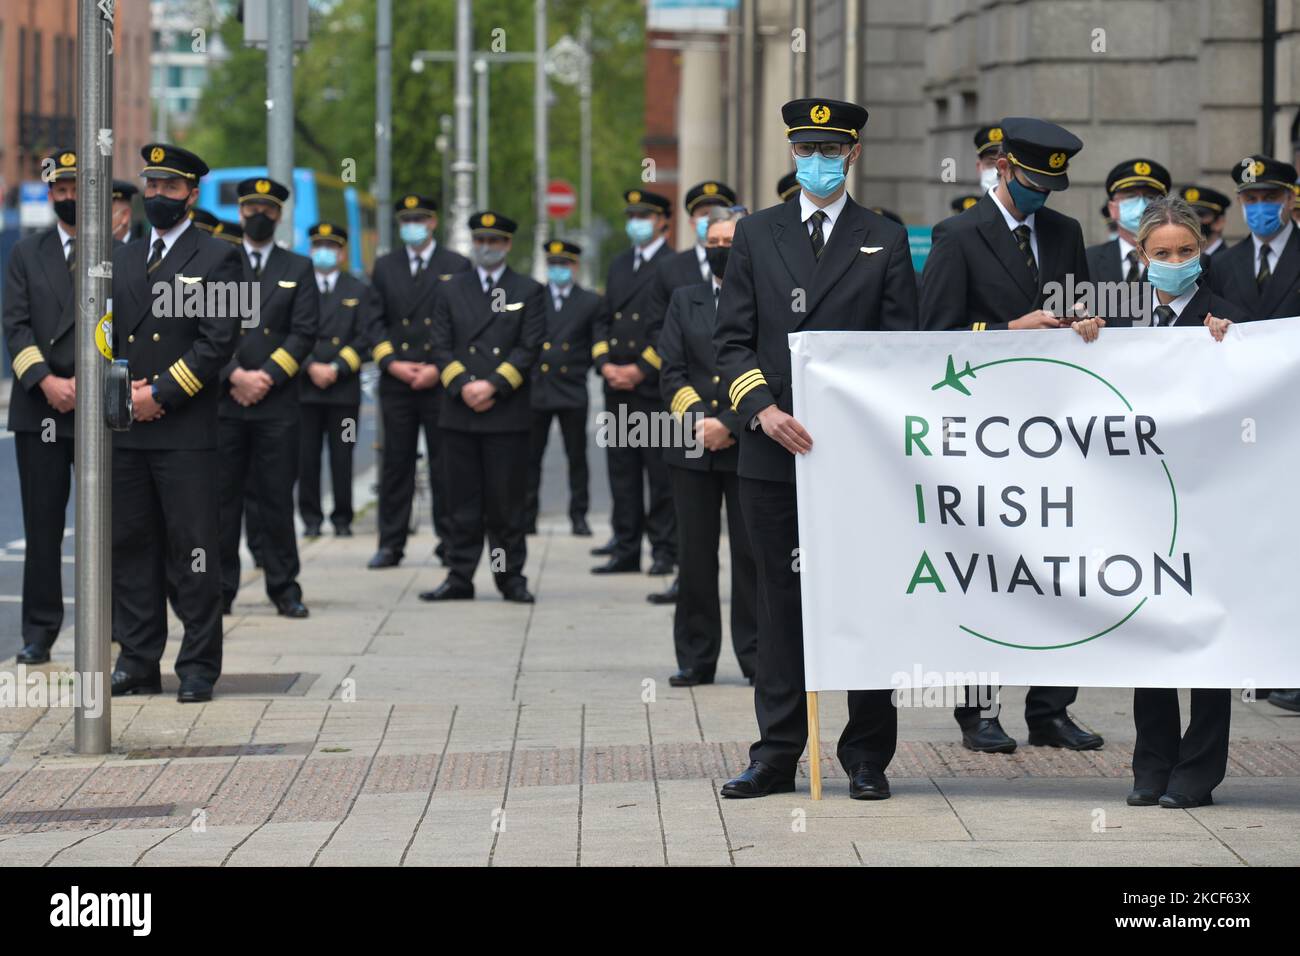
[53, 199, 76, 227]
[143, 194, 189, 230]
[1201, 220, 1214, 238]
[705, 245, 730, 279]
[243, 213, 276, 242]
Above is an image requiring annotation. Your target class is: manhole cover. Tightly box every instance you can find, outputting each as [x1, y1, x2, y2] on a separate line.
[158, 673, 315, 695]
[0, 803, 175, 824]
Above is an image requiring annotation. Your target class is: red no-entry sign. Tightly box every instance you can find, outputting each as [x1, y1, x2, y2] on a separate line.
[546, 179, 576, 220]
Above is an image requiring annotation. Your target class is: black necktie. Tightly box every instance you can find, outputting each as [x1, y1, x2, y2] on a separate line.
[412, 255, 425, 279]
[1258, 245, 1272, 288]
[66, 238, 75, 274]
[483, 275, 494, 296]
[147, 238, 166, 273]
[1153, 304, 1175, 327]
[250, 250, 263, 278]
[1124, 249, 1141, 282]
[809, 210, 827, 259]
[1013, 224, 1038, 287]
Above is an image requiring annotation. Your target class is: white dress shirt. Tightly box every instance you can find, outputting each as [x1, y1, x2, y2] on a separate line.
[317, 270, 338, 296]
[409, 239, 437, 275]
[695, 244, 710, 282]
[634, 235, 666, 269]
[1155, 284, 1198, 325]
[57, 222, 74, 262]
[799, 189, 848, 247]
[549, 281, 571, 311]
[476, 263, 506, 292]
[149, 215, 192, 261]
[1251, 220, 1293, 276]
[989, 186, 1039, 267]
[1203, 236, 1224, 257]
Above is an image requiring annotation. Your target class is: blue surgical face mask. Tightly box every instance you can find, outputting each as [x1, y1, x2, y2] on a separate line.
[626, 217, 655, 246]
[1116, 196, 1148, 233]
[1244, 201, 1285, 238]
[1006, 175, 1048, 215]
[547, 264, 573, 286]
[311, 246, 339, 271]
[695, 217, 709, 243]
[794, 152, 848, 198]
[1144, 252, 1201, 297]
[399, 221, 430, 246]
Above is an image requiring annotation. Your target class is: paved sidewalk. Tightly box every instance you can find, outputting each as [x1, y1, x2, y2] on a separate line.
[1, 508, 1299, 867]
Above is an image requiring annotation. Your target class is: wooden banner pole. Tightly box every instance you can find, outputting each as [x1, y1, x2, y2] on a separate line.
[806, 691, 822, 800]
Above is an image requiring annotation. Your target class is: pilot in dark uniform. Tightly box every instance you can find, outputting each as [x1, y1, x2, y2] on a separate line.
[950, 195, 980, 216]
[1209, 155, 1300, 324]
[1085, 158, 1171, 284]
[974, 123, 1004, 194]
[421, 211, 546, 604]
[714, 97, 917, 800]
[658, 204, 756, 687]
[217, 176, 317, 619]
[775, 172, 799, 205]
[1178, 185, 1233, 263]
[920, 117, 1103, 754]
[298, 222, 374, 538]
[111, 179, 138, 242]
[367, 194, 472, 570]
[109, 143, 243, 702]
[3, 149, 80, 665]
[524, 239, 605, 537]
[590, 189, 676, 577]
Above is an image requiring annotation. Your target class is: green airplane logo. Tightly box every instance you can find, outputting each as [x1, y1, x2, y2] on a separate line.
[932, 354, 977, 396]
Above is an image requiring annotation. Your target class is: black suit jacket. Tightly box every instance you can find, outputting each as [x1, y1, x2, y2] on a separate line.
[301, 270, 375, 406]
[368, 243, 472, 390]
[714, 195, 918, 483]
[3, 228, 77, 435]
[219, 244, 319, 421]
[110, 223, 243, 450]
[921, 193, 1090, 331]
[1207, 228, 1300, 321]
[432, 266, 546, 433]
[659, 281, 740, 472]
[531, 283, 604, 410]
[648, 246, 710, 321]
[1160, 282, 1250, 327]
[593, 240, 675, 402]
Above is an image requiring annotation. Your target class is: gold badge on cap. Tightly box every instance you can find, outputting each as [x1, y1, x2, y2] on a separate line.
[255, 179, 271, 194]
[319, 224, 332, 236]
[149, 146, 165, 163]
[59, 152, 75, 167]
[214, 224, 225, 235]
[1185, 187, 1200, 202]
[1134, 161, 1151, 176]
[810, 104, 831, 124]
[481, 213, 496, 227]
[703, 182, 718, 195]
[404, 195, 418, 209]
[628, 190, 641, 204]
[1252, 161, 1266, 177]
[962, 197, 977, 210]
[1049, 152, 1067, 170]
[989, 127, 1003, 143]
[548, 241, 562, 253]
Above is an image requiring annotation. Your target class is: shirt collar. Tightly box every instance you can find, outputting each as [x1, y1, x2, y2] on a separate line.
[56, 222, 74, 249]
[1252, 220, 1294, 262]
[695, 244, 707, 264]
[549, 281, 571, 300]
[409, 239, 436, 265]
[636, 235, 666, 261]
[1117, 235, 1137, 264]
[316, 268, 338, 289]
[1163, 282, 1199, 320]
[150, 216, 192, 255]
[799, 189, 848, 227]
[711, 275, 723, 293]
[476, 263, 506, 287]
[242, 236, 274, 261]
[989, 186, 1035, 232]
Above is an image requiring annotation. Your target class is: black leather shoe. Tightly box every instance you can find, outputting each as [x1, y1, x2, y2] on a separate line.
[647, 577, 679, 605]
[592, 557, 639, 574]
[590, 537, 616, 557]
[647, 557, 674, 576]
[276, 598, 310, 619]
[848, 763, 891, 800]
[303, 524, 322, 538]
[502, 584, 535, 604]
[1267, 689, 1300, 712]
[1127, 788, 1161, 806]
[15, 643, 51, 665]
[334, 525, 353, 537]
[111, 670, 162, 696]
[368, 548, 401, 569]
[961, 717, 1017, 754]
[1159, 791, 1213, 809]
[177, 678, 213, 703]
[669, 668, 714, 687]
[419, 580, 475, 601]
[720, 761, 796, 799]
[1028, 714, 1104, 750]
[571, 517, 592, 536]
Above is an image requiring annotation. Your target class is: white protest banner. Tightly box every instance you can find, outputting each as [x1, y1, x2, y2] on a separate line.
[789, 319, 1300, 693]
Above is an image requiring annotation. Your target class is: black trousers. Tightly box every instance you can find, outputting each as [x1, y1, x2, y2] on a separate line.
[378, 381, 448, 557]
[739, 476, 897, 775]
[442, 428, 529, 592]
[298, 402, 358, 529]
[219, 416, 302, 604]
[1133, 688, 1231, 799]
[954, 685, 1078, 727]
[244, 487, 264, 563]
[112, 447, 223, 683]
[605, 393, 675, 566]
[13, 433, 73, 649]
[671, 466, 757, 678]
[525, 404, 589, 527]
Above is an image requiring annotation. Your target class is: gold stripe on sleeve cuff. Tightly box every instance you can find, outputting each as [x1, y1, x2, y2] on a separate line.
[972, 322, 987, 332]
[727, 369, 767, 408]
[441, 360, 467, 387]
[591, 341, 610, 359]
[270, 348, 300, 378]
[671, 386, 703, 418]
[338, 346, 362, 372]
[372, 340, 395, 361]
[12, 346, 44, 379]
[640, 346, 662, 370]
[169, 359, 202, 396]
[496, 362, 524, 390]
